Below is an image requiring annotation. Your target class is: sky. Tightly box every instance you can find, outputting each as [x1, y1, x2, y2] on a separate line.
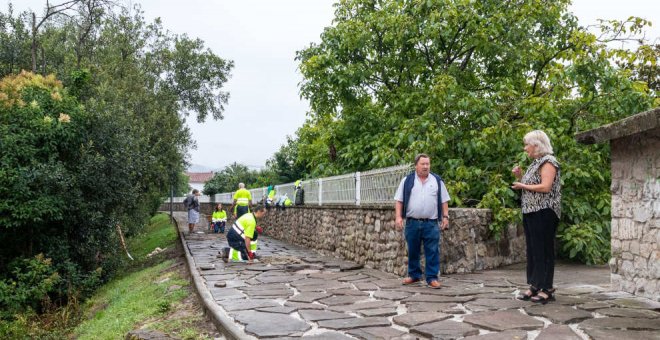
[5, 0, 659, 172]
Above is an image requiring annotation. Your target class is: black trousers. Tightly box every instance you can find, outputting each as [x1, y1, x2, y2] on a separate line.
[523, 208, 558, 290]
[227, 227, 249, 260]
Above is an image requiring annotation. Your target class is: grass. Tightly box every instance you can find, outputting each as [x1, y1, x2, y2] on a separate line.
[127, 213, 178, 260]
[1, 213, 217, 339]
[73, 260, 188, 339]
[73, 213, 189, 339]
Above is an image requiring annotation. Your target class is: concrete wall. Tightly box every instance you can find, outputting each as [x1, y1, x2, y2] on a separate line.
[609, 127, 660, 300]
[161, 201, 526, 276]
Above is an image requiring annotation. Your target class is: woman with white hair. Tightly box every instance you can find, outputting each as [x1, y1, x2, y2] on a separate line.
[511, 130, 561, 304]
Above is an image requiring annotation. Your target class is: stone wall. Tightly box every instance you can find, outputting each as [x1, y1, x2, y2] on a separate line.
[159, 202, 526, 276]
[609, 127, 660, 300]
[257, 205, 525, 276]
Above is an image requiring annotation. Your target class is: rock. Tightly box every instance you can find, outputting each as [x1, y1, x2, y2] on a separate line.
[357, 307, 398, 317]
[198, 264, 215, 270]
[288, 292, 332, 303]
[595, 307, 660, 318]
[298, 309, 354, 322]
[125, 329, 177, 340]
[535, 324, 581, 340]
[463, 310, 544, 331]
[317, 317, 391, 330]
[373, 290, 412, 300]
[393, 312, 452, 327]
[410, 320, 479, 339]
[524, 304, 593, 324]
[582, 328, 660, 340]
[319, 295, 369, 306]
[464, 298, 529, 312]
[462, 329, 528, 340]
[232, 311, 310, 337]
[166, 285, 182, 293]
[347, 327, 413, 340]
[579, 317, 660, 331]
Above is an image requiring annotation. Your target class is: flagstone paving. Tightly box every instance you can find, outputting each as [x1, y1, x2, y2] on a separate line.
[174, 213, 660, 339]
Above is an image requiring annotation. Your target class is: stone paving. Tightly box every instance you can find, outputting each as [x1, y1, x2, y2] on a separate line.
[174, 213, 660, 340]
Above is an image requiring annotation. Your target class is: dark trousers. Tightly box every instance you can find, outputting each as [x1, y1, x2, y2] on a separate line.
[523, 208, 558, 290]
[227, 227, 248, 260]
[236, 205, 249, 218]
[213, 221, 226, 233]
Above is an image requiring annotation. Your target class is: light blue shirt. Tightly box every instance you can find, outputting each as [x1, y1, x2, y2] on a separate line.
[394, 174, 450, 219]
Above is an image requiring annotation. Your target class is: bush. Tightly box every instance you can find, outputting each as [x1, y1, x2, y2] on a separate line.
[0, 72, 150, 313]
[0, 254, 60, 319]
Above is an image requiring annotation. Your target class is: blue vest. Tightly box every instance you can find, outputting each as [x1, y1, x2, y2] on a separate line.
[401, 172, 444, 219]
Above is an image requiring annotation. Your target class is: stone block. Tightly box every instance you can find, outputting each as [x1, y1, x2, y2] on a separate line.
[611, 239, 621, 254]
[611, 274, 623, 290]
[611, 179, 621, 194]
[621, 260, 635, 277]
[611, 197, 625, 218]
[622, 252, 634, 261]
[618, 219, 637, 240]
[642, 178, 659, 200]
[633, 203, 652, 223]
[609, 257, 619, 274]
[642, 228, 659, 243]
[650, 251, 660, 278]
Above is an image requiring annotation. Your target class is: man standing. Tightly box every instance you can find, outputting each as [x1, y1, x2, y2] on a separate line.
[232, 182, 252, 219]
[185, 189, 201, 234]
[394, 154, 450, 289]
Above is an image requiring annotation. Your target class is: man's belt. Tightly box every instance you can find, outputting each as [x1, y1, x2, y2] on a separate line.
[407, 217, 438, 222]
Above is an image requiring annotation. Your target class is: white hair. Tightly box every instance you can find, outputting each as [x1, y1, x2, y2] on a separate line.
[238, 182, 245, 189]
[523, 130, 554, 156]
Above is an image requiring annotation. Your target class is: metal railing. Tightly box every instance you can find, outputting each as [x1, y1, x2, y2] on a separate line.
[171, 164, 414, 206]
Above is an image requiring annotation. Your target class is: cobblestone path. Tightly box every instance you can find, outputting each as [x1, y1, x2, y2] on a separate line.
[174, 212, 660, 340]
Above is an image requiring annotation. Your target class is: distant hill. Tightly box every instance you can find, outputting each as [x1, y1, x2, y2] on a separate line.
[187, 163, 264, 172]
[187, 164, 218, 172]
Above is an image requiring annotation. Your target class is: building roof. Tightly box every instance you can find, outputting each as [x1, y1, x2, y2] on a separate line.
[575, 108, 660, 144]
[185, 171, 215, 183]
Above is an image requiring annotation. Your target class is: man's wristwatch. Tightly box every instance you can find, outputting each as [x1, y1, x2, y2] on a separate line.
[442, 215, 449, 220]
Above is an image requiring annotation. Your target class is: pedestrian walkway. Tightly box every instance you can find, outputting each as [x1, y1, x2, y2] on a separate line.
[173, 212, 660, 340]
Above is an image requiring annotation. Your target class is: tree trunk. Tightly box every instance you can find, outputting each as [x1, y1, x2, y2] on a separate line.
[31, 12, 37, 72]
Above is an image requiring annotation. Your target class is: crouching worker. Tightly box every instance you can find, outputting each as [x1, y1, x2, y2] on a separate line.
[224, 225, 263, 261]
[211, 203, 227, 233]
[223, 204, 267, 263]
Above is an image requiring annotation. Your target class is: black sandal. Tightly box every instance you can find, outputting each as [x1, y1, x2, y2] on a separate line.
[531, 289, 555, 304]
[516, 286, 538, 301]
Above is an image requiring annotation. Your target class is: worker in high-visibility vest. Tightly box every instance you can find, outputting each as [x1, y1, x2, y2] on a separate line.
[211, 203, 227, 233]
[266, 185, 276, 209]
[232, 182, 252, 219]
[222, 204, 267, 263]
[225, 225, 263, 261]
[294, 179, 304, 205]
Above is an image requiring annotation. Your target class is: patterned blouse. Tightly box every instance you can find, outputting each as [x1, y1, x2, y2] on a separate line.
[521, 154, 561, 219]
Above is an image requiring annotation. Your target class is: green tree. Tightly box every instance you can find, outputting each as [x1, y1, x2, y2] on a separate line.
[0, 1, 233, 314]
[265, 134, 307, 184]
[296, 0, 658, 264]
[204, 163, 258, 196]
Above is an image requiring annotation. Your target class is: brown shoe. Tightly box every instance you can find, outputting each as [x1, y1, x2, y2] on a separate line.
[402, 277, 421, 285]
[427, 280, 442, 289]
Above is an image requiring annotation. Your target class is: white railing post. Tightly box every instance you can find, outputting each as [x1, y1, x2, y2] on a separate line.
[355, 171, 361, 206]
[318, 178, 323, 206]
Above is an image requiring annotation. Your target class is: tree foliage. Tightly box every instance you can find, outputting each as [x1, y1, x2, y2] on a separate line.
[295, 0, 658, 264]
[265, 134, 307, 184]
[0, 1, 232, 315]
